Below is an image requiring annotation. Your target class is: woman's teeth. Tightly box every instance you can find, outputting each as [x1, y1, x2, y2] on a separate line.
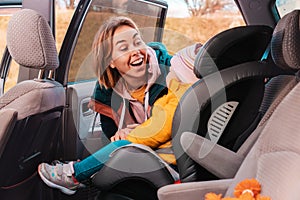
[130, 58, 143, 66]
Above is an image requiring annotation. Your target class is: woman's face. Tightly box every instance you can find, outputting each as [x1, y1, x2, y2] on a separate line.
[110, 25, 147, 81]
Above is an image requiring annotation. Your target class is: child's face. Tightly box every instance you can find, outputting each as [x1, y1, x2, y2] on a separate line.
[166, 67, 179, 88]
[110, 25, 147, 80]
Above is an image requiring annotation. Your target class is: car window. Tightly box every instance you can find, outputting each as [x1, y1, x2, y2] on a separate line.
[162, 0, 245, 54]
[0, 0, 21, 5]
[276, 0, 300, 17]
[56, 5, 75, 52]
[67, 0, 167, 84]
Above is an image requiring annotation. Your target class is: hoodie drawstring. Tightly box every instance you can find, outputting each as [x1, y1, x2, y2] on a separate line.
[118, 91, 150, 130]
[144, 91, 149, 121]
[118, 98, 126, 131]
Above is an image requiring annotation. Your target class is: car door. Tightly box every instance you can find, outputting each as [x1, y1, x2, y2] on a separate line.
[57, 0, 169, 161]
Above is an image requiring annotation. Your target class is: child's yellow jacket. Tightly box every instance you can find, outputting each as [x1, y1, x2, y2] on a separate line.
[126, 79, 192, 164]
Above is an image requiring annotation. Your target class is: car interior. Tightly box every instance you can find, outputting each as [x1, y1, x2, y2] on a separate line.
[89, 22, 291, 200]
[0, 0, 300, 200]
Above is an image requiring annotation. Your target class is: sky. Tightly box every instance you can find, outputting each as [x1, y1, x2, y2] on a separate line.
[164, 0, 190, 18]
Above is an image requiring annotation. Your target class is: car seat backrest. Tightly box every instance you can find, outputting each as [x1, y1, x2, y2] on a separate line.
[0, 9, 65, 192]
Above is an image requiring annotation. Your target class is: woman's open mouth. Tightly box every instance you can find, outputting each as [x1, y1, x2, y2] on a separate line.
[130, 58, 144, 67]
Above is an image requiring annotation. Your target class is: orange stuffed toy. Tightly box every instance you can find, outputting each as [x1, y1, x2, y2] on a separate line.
[205, 179, 271, 200]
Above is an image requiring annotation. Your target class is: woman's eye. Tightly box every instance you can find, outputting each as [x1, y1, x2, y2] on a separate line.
[135, 39, 143, 46]
[119, 46, 128, 51]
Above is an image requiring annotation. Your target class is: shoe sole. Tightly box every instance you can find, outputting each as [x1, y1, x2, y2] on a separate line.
[38, 164, 76, 195]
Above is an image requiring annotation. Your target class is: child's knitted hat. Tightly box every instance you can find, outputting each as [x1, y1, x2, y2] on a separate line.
[170, 43, 202, 84]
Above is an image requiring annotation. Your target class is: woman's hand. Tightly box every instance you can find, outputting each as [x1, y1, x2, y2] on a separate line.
[110, 124, 139, 142]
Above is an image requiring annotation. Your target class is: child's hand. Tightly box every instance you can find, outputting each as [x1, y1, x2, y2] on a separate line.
[166, 67, 179, 88]
[126, 123, 139, 129]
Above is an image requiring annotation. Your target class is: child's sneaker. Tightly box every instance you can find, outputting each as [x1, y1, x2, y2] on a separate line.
[38, 161, 81, 195]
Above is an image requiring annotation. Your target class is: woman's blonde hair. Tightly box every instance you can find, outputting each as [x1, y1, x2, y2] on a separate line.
[92, 16, 140, 88]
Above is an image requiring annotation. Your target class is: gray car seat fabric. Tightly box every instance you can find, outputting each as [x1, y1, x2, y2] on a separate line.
[0, 80, 64, 120]
[158, 9, 300, 200]
[6, 9, 59, 70]
[0, 9, 64, 196]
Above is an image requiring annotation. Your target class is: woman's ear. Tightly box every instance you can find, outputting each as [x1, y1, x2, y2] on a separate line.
[110, 61, 116, 68]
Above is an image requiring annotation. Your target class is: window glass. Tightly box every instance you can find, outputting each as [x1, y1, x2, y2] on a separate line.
[68, 0, 167, 84]
[276, 0, 300, 17]
[56, 5, 75, 52]
[0, 0, 22, 5]
[163, 0, 245, 54]
[3, 60, 19, 93]
[0, 14, 9, 61]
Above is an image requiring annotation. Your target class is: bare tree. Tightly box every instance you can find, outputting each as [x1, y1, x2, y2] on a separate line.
[67, 0, 75, 9]
[184, 0, 225, 17]
[57, 0, 76, 9]
[66, 0, 76, 9]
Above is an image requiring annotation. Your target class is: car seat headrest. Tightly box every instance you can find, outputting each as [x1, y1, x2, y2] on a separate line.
[271, 10, 300, 71]
[6, 9, 59, 70]
[194, 25, 273, 78]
